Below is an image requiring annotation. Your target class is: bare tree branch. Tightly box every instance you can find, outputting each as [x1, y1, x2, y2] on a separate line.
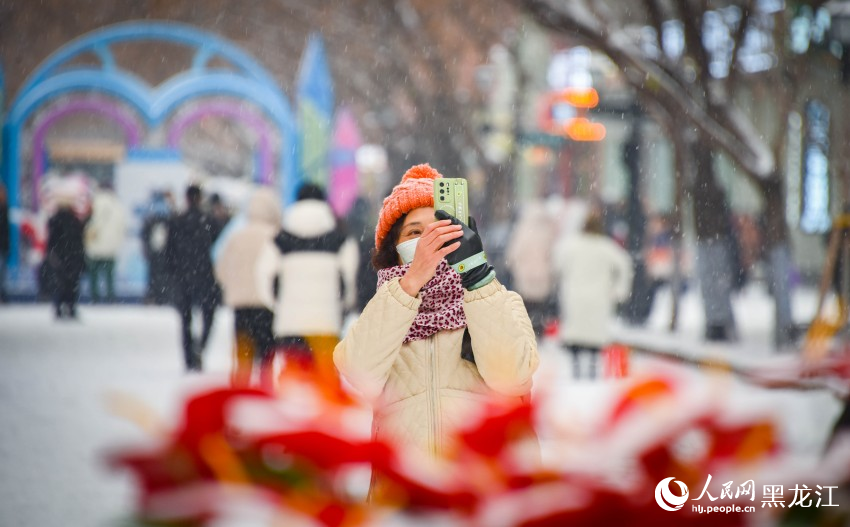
[641, 0, 666, 52]
[764, 7, 801, 172]
[640, 0, 704, 93]
[583, 0, 614, 38]
[726, 0, 754, 95]
[519, 0, 776, 178]
[676, 0, 712, 88]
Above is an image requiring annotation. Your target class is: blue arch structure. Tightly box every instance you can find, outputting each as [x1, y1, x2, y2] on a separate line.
[2, 21, 300, 270]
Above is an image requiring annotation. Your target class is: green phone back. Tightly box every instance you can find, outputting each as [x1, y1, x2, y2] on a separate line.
[434, 178, 469, 224]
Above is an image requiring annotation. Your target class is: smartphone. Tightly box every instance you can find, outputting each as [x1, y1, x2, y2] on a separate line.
[434, 178, 469, 224]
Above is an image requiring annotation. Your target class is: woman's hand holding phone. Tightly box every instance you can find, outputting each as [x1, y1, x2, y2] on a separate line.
[434, 210, 496, 290]
[399, 219, 462, 297]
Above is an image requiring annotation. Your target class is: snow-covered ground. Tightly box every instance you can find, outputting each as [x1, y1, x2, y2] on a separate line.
[0, 305, 236, 527]
[0, 283, 845, 526]
[618, 282, 821, 361]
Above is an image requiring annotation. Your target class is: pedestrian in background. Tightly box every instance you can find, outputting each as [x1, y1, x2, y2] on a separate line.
[333, 164, 539, 500]
[208, 193, 231, 241]
[84, 181, 127, 303]
[272, 183, 357, 389]
[215, 187, 281, 387]
[207, 193, 230, 309]
[140, 191, 173, 305]
[506, 202, 558, 338]
[344, 196, 377, 313]
[165, 185, 220, 371]
[553, 212, 633, 380]
[46, 198, 86, 319]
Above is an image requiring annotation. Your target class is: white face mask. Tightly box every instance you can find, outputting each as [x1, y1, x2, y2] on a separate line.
[396, 237, 419, 265]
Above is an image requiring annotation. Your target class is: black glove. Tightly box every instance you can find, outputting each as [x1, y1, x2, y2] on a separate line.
[435, 210, 496, 290]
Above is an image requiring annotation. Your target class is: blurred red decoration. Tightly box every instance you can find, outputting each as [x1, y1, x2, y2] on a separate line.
[108, 364, 850, 526]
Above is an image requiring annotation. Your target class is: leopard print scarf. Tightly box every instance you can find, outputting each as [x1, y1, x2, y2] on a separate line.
[376, 260, 467, 343]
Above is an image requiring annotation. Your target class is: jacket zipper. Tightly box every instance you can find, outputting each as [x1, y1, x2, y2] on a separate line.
[428, 335, 440, 456]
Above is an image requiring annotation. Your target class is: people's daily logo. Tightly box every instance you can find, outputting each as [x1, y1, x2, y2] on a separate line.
[655, 477, 689, 511]
[655, 474, 837, 513]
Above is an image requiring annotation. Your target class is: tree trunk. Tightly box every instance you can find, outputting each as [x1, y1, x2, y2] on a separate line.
[691, 142, 731, 240]
[479, 158, 516, 289]
[760, 176, 796, 346]
[669, 124, 689, 332]
[690, 140, 738, 341]
[482, 159, 516, 223]
[622, 122, 654, 324]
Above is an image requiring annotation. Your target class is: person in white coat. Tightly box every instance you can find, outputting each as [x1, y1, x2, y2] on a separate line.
[84, 182, 127, 302]
[552, 213, 633, 379]
[215, 187, 282, 388]
[273, 183, 358, 388]
[505, 202, 558, 338]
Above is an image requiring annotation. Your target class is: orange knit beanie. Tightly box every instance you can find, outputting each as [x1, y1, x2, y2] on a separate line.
[375, 163, 443, 249]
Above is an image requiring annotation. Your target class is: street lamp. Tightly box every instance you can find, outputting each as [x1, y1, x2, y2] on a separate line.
[826, 0, 850, 83]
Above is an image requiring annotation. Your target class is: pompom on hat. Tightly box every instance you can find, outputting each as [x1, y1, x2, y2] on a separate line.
[375, 163, 443, 249]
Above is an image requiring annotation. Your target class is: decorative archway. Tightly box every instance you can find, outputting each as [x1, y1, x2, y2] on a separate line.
[2, 21, 299, 267]
[30, 96, 142, 208]
[166, 100, 276, 184]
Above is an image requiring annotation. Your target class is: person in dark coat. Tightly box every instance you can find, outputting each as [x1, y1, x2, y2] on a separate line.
[46, 202, 86, 319]
[206, 193, 230, 307]
[141, 191, 173, 305]
[207, 193, 231, 241]
[165, 185, 221, 371]
[345, 196, 378, 312]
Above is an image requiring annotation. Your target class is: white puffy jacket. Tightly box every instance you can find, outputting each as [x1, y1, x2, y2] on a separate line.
[84, 190, 127, 258]
[552, 233, 633, 347]
[505, 206, 558, 302]
[273, 199, 358, 337]
[334, 277, 539, 458]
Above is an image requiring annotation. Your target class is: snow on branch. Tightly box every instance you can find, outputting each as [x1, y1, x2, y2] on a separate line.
[719, 104, 776, 177]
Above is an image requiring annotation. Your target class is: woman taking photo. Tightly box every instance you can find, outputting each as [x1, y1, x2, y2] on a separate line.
[333, 164, 539, 496]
